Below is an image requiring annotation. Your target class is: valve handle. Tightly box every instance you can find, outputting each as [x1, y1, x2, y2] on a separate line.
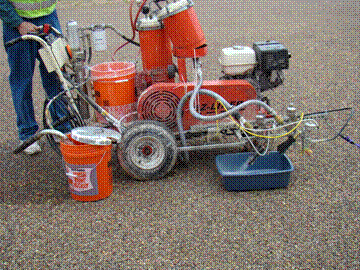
[43, 23, 50, 34]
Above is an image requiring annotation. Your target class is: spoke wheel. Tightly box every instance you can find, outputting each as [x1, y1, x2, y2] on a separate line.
[117, 120, 178, 180]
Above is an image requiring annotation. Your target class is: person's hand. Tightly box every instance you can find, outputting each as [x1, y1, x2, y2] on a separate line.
[17, 22, 40, 36]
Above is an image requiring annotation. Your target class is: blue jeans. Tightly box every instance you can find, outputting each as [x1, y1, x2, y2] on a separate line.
[3, 10, 64, 141]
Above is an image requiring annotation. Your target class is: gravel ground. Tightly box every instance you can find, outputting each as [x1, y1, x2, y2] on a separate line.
[0, 0, 359, 269]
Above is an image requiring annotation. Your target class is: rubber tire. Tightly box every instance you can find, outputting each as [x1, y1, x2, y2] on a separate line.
[117, 120, 178, 180]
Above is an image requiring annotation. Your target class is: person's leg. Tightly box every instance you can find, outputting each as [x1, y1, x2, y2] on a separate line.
[3, 23, 39, 141]
[35, 10, 72, 133]
[34, 10, 62, 100]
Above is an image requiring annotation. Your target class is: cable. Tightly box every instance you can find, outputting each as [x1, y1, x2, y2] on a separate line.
[243, 123, 271, 156]
[112, 0, 146, 60]
[308, 108, 354, 143]
[339, 134, 360, 148]
[188, 64, 279, 122]
[105, 25, 140, 47]
[240, 113, 304, 139]
[43, 93, 85, 155]
[213, 99, 270, 155]
[245, 118, 318, 133]
[214, 98, 304, 139]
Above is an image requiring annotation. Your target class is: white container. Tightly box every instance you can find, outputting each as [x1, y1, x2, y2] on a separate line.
[92, 28, 107, 52]
[67, 21, 80, 50]
[219, 46, 257, 75]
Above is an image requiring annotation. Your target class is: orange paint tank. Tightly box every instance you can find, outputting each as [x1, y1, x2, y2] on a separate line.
[158, 0, 207, 58]
[137, 18, 174, 83]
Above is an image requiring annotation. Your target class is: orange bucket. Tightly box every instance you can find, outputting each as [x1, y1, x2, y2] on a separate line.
[90, 62, 136, 122]
[60, 137, 113, 202]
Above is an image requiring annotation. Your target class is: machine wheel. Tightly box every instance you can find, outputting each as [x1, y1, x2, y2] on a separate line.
[117, 120, 178, 180]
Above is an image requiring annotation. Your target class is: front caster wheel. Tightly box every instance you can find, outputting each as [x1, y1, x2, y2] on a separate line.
[117, 120, 178, 180]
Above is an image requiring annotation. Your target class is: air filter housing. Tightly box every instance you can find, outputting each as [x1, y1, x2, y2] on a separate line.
[219, 46, 257, 76]
[253, 41, 290, 71]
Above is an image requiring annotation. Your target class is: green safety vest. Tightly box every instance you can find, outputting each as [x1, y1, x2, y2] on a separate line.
[9, 0, 57, 18]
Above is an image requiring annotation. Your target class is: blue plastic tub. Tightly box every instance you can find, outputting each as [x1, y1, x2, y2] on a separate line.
[216, 151, 294, 191]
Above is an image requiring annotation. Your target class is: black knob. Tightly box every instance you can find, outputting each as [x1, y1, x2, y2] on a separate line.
[167, 64, 178, 79]
[142, 6, 150, 14]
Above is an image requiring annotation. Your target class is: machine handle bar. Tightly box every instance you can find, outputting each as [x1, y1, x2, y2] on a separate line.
[13, 129, 66, 154]
[4, 24, 62, 48]
[4, 36, 23, 48]
[13, 133, 42, 154]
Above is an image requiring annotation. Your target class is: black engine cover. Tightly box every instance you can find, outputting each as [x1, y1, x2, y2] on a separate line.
[253, 41, 290, 71]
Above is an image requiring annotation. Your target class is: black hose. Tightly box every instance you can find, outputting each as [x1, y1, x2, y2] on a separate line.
[104, 25, 140, 47]
[121, 35, 140, 47]
[43, 94, 85, 155]
[13, 133, 41, 154]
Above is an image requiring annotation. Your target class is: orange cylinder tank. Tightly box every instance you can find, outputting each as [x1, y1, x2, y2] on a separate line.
[158, 0, 207, 58]
[137, 18, 174, 83]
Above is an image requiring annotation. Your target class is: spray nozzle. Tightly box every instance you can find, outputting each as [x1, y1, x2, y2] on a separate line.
[339, 134, 360, 148]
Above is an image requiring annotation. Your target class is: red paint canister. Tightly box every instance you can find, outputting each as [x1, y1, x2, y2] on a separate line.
[158, 0, 207, 58]
[137, 18, 174, 83]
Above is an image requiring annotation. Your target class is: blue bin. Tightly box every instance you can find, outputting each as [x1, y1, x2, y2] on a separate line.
[216, 151, 294, 191]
